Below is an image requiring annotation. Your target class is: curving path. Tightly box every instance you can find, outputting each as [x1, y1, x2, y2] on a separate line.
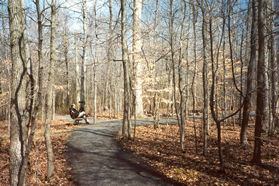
[66, 118, 176, 186]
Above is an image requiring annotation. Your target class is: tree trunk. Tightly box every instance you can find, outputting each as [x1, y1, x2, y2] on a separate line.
[241, 0, 256, 145]
[200, 2, 209, 156]
[133, 0, 144, 117]
[191, 0, 198, 154]
[252, 0, 265, 164]
[93, 1, 97, 124]
[177, 0, 187, 152]
[44, 0, 56, 179]
[8, 0, 29, 184]
[121, 0, 130, 138]
[63, 17, 70, 108]
[75, 32, 81, 105]
[273, 0, 279, 131]
[80, 0, 87, 111]
[17, 2, 44, 184]
[153, 93, 160, 129]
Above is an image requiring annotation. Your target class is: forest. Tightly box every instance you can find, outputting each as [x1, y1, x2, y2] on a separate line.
[0, 0, 279, 185]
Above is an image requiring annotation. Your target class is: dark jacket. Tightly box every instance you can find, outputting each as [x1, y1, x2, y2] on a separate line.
[70, 107, 79, 119]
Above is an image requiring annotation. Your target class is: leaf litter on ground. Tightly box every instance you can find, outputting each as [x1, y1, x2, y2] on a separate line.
[0, 118, 83, 185]
[118, 119, 279, 185]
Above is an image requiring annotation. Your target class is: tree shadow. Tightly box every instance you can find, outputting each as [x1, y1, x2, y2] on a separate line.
[123, 134, 278, 185]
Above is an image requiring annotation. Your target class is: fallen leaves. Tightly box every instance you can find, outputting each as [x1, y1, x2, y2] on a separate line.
[0, 118, 80, 185]
[118, 119, 279, 185]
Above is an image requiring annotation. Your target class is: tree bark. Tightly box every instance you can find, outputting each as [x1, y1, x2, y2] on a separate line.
[17, 0, 45, 184]
[191, 0, 198, 154]
[44, 0, 56, 179]
[74, 32, 81, 105]
[133, 0, 144, 117]
[8, 0, 29, 184]
[177, 0, 187, 152]
[80, 0, 87, 111]
[252, 0, 265, 164]
[63, 16, 70, 108]
[273, 0, 279, 131]
[241, 0, 256, 145]
[200, 1, 209, 156]
[121, 0, 130, 138]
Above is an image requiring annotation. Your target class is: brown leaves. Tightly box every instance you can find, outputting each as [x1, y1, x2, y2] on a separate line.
[0, 119, 79, 185]
[118, 120, 279, 185]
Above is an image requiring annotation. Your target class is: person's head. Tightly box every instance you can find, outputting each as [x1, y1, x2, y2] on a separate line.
[71, 104, 76, 108]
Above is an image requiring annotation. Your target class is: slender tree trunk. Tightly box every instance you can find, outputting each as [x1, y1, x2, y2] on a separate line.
[177, 0, 187, 152]
[93, 65, 97, 124]
[74, 33, 80, 105]
[200, 3, 208, 156]
[252, 0, 265, 164]
[169, 0, 180, 128]
[80, 0, 87, 111]
[44, 0, 56, 179]
[93, 1, 97, 124]
[273, 0, 279, 131]
[209, 16, 225, 171]
[153, 93, 159, 129]
[191, 0, 198, 154]
[63, 17, 70, 108]
[121, 0, 130, 138]
[241, 0, 256, 145]
[18, 5, 44, 184]
[133, 93, 137, 138]
[239, 30, 244, 125]
[222, 38, 227, 125]
[266, 0, 275, 133]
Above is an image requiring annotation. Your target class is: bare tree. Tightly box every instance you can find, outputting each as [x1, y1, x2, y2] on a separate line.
[252, 0, 265, 164]
[74, 32, 81, 105]
[80, 0, 88, 111]
[133, 0, 144, 117]
[63, 16, 70, 108]
[191, 0, 198, 154]
[44, 0, 56, 179]
[121, 0, 131, 138]
[272, 0, 279, 132]
[177, 0, 187, 152]
[240, 0, 257, 145]
[198, 0, 209, 156]
[8, 0, 29, 184]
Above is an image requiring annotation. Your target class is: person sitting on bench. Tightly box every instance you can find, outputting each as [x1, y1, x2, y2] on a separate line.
[70, 104, 89, 124]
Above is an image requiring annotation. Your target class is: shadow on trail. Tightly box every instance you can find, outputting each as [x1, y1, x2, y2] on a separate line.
[66, 119, 174, 185]
[75, 128, 114, 138]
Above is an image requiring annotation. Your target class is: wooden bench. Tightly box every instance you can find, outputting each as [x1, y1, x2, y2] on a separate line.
[74, 117, 83, 124]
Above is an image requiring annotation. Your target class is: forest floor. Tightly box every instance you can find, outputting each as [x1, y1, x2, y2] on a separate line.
[118, 118, 279, 185]
[0, 118, 79, 185]
[1, 114, 278, 185]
